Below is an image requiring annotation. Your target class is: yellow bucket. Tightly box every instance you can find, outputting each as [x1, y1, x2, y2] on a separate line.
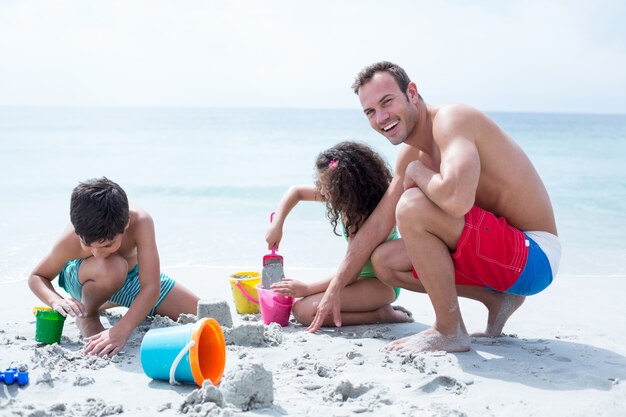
[228, 271, 261, 314]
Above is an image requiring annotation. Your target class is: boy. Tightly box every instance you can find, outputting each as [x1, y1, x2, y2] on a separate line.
[28, 177, 199, 358]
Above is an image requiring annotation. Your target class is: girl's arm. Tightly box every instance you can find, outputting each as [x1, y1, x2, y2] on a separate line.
[271, 276, 333, 298]
[266, 184, 320, 250]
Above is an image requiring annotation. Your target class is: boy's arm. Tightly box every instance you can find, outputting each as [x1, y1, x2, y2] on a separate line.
[28, 227, 87, 318]
[117, 211, 161, 332]
[84, 211, 161, 357]
[307, 145, 419, 332]
[266, 184, 319, 250]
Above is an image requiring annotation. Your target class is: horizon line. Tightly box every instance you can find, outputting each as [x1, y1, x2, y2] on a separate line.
[0, 105, 625, 117]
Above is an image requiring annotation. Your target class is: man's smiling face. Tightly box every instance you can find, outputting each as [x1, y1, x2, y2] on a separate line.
[358, 72, 419, 146]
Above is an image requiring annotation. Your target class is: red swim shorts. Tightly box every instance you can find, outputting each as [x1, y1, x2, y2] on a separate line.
[412, 206, 529, 292]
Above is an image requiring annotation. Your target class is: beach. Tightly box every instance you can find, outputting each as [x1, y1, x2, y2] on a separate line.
[1, 108, 626, 416]
[1, 267, 626, 416]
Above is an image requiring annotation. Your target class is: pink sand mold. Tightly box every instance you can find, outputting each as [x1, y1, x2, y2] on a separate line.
[256, 284, 293, 327]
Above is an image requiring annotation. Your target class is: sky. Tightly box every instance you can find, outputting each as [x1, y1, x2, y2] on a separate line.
[0, 0, 625, 113]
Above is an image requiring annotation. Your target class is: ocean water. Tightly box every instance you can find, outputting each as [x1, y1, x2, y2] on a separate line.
[1, 107, 625, 284]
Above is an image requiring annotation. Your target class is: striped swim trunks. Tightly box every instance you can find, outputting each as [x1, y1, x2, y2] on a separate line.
[58, 259, 175, 316]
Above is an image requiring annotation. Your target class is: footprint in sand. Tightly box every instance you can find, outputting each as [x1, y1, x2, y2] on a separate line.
[417, 376, 466, 395]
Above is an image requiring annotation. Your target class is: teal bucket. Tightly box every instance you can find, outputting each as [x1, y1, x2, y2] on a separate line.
[140, 318, 226, 386]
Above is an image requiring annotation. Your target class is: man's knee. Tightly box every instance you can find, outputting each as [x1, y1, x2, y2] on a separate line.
[371, 245, 394, 285]
[371, 245, 386, 270]
[396, 188, 435, 230]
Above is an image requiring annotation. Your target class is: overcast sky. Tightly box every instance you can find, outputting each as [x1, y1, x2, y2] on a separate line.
[1, 0, 625, 113]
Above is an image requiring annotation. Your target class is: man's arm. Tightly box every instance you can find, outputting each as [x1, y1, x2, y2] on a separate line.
[307, 145, 420, 332]
[404, 106, 481, 218]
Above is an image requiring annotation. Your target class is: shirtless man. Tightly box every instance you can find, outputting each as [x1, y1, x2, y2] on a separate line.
[307, 61, 561, 353]
[28, 177, 199, 357]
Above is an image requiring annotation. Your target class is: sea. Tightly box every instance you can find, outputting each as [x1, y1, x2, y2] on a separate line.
[1, 107, 625, 284]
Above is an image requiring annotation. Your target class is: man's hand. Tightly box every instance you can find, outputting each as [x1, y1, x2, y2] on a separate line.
[83, 326, 130, 358]
[307, 289, 342, 333]
[51, 297, 86, 318]
[270, 278, 309, 298]
[403, 160, 428, 190]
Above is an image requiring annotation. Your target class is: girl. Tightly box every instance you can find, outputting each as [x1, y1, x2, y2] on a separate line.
[265, 141, 413, 327]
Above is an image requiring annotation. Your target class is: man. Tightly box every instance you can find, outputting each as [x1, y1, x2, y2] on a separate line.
[307, 61, 561, 353]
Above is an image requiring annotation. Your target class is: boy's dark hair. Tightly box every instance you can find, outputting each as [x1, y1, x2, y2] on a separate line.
[70, 177, 129, 244]
[315, 141, 392, 237]
[351, 61, 422, 100]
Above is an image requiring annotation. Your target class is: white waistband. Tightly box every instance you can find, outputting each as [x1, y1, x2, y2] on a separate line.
[525, 230, 561, 279]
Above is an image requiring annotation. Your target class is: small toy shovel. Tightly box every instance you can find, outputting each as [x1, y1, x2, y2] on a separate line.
[262, 212, 285, 289]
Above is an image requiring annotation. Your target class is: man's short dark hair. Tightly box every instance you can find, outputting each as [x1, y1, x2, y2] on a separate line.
[351, 61, 422, 100]
[70, 177, 129, 244]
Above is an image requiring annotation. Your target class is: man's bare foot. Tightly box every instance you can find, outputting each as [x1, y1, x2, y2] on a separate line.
[377, 305, 414, 324]
[472, 293, 525, 337]
[384, 327, 471, 353]
[76, 316, 106, 337]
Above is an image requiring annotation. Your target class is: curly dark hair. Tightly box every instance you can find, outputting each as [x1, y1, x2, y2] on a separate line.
[315, 141, 392, 237]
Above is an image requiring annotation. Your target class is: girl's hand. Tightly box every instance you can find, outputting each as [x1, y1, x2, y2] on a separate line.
[265, 223, 283, 250]
[271, 278, 309, 298]
[51, 297, 86, 318]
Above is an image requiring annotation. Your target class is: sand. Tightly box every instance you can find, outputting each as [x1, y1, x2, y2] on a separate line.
[1, 266, 625, 417]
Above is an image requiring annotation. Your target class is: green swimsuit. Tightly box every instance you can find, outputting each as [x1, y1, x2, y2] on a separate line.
[342, 224, 401, 301]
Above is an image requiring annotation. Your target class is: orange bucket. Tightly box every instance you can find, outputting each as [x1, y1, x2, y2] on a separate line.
[140, 318, 226, 386]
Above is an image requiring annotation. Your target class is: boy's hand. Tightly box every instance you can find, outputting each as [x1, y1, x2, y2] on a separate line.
[265, 224, 283, 250]
[83, 326, 130, 358]
[270, 278, 308, 298]
[51, 298, 86, 318]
